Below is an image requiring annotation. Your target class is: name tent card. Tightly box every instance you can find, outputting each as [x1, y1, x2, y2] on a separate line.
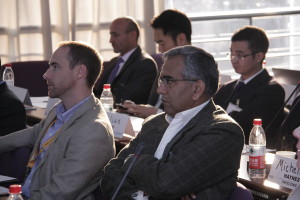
[107, 112, 135, 139]
[7, 85, 32, 106]
[267, 154, 300, 189]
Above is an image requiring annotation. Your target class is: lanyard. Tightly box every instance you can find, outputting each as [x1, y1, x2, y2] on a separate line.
[27, 118, 63, 168]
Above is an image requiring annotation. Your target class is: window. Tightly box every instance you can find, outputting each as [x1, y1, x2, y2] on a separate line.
[165, 0, 300, 76]
[0, 0, 152, 64]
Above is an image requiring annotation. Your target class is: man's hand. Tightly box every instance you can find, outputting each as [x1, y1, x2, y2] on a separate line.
[117, 100, 157, 118]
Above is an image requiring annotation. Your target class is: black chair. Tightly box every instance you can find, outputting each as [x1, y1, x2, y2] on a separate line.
[1, 61, 49, 97]
[229, 182, 254, 200]
[151, 53, 163, 72]
[0, 147, 32, 183]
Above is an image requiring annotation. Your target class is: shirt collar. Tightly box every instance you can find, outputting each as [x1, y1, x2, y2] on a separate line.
[120, 47, 137, 63]
[240, 68, 264, 84]
[165, 100, 210, 124]
[55, 95, 92, 123]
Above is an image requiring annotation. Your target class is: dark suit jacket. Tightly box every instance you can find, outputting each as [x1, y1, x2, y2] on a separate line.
[101, 100, 244, 200]
[0, 82, 26, 136]
[147, 75, 164, 110]
[214, 69, 285, 148]
[147, 75, 160, 106]
[276, 94, 300, 151]
[147, 54, 163, 107]
[94, 46, 157, 104]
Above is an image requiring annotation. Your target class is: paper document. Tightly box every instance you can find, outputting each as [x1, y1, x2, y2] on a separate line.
[0, 186, 9, 195]
[0, 175, 17, 183]
[30, 96, 49, 108]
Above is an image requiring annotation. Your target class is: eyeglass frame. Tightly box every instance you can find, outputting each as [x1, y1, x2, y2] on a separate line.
[229, 52, 257, 61]
[158, 76, 198, 88]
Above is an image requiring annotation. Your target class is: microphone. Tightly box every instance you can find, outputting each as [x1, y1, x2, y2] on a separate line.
[265, 81, 300, 133]
[111, 142, 145, 200]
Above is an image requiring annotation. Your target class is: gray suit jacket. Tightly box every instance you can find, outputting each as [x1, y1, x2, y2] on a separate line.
[0, 95, 115, 200]
[101, 100, 244, 200]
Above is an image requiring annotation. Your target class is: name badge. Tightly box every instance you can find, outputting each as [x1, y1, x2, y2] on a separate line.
[267, 154, 300, 189]
[226, 102, 242, 114]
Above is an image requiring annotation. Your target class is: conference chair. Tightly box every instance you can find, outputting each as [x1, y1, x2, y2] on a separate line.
[229, 182, 254, 200]
[151, 53, 163, 72]
[1, 61, 49, 97]
[0, 146, 32, 183]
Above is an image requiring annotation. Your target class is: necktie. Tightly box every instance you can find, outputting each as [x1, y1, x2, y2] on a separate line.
[107, 57, 124, 84]
[231, 81, 245, 105]
[235, 81, 245, 92]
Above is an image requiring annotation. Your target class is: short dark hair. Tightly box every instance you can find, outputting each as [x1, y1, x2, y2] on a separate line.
[231, 25, 269, 55]
[59, 41, 103, 88]
[163, 45, 219, 96]
[151, 9, 192, 44]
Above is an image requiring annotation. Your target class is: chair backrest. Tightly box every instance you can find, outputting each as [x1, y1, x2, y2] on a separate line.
[229, 182, 254, 200]
[151, 53, 163, 73]
[1, 61, 49, 97]
[0, 147, 32, 183]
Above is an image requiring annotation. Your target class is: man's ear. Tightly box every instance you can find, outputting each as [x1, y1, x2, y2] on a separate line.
[128, 31, 138, 42]
[76, 64, 87, 79]
[192, 80, 206, 100]
[176, 33, 188, 46]
[255, 52, 265, 64]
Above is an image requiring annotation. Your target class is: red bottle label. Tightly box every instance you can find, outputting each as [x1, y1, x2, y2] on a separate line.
[249, 155, 266, 169]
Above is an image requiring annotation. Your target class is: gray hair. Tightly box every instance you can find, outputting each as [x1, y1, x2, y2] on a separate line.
[162, 45, 219, 96]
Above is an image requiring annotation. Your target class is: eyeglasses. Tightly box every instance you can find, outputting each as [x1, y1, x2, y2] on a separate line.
[158, 77, 197, 88]
[229, 53, 256, 61]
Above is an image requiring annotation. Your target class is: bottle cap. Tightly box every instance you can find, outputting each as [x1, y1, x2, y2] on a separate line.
[9, 184, 22, 193]
[103, 84, 111, 89]
[253, 118, 262, 125]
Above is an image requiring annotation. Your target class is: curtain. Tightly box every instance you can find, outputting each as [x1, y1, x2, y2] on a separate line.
[0, 0, 162, 65]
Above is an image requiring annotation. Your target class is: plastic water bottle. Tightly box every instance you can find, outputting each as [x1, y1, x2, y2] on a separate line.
[7, 185, 24, 200]
[248, 118, 266, 179]
[100, 84, 114, 112]
[2, 64, 15, 86]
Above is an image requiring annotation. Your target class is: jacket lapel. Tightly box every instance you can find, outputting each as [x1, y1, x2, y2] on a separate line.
[161, 101, 216, 159]
[35, 96, 97, 167]
[113, 46, 141, 82]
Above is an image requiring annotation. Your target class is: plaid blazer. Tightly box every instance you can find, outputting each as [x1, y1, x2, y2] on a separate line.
[101, 100, 244, 200]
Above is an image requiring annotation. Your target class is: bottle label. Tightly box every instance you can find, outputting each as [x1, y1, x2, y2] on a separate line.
[249, 146, 266, 169]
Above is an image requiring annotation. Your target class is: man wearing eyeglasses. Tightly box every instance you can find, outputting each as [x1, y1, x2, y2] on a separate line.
[214, 25, 285, 148]
[101, 45, 244, 200]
